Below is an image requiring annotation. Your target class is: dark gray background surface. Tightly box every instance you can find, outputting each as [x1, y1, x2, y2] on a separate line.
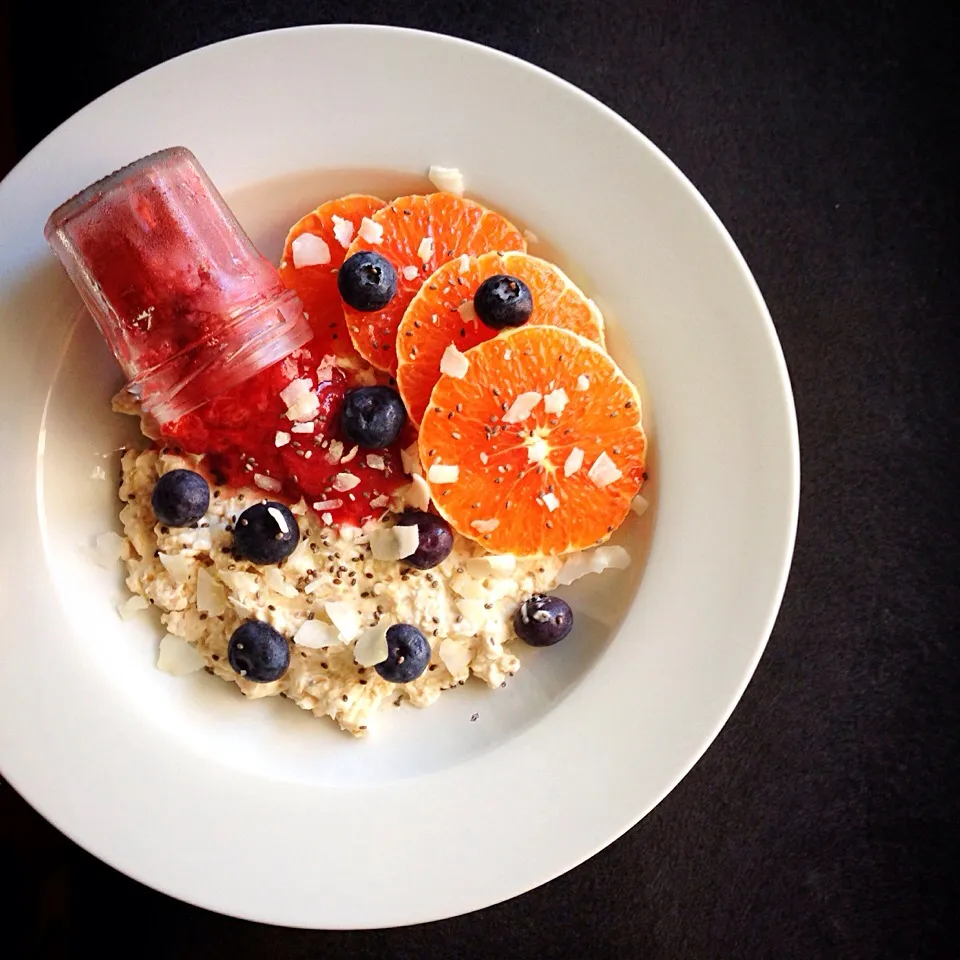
[1, 2, 958, 956]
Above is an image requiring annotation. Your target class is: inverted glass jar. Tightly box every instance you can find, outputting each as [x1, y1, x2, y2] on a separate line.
[44, 146, 312, 424]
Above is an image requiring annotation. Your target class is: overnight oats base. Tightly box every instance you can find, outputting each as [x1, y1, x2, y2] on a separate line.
[118, 446, 564, 736]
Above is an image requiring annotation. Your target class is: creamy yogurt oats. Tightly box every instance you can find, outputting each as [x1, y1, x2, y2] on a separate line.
[118, 447, 563, 735]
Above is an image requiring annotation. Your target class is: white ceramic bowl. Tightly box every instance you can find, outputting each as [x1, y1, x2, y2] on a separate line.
[0, 25, 798, 928]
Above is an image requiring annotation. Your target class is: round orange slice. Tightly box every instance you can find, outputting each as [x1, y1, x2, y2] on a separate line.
[279, 194, 385, 359]
[342, 193, 525, 373]
[396, 252, 606, 426]
[419, 326, 646, 557]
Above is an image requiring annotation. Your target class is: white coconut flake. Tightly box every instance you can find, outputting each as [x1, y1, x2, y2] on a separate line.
[544, 388, 569, 414]
[285, 393, 320, 422]
[587, 451, 622, 489]
[457, 299, 478, 324]
[402, 265, 420, 281]
[366, 454, 386, 471]
[280, 377, 313, 407]
[428, 165, 465, 196]
[266, 506, 290, 535]
[369, 524, 420, 561]
[196, 567, 226, 616]
[428, 463, 460, 484]
[354, 623, 390, 667]
[157, 634, 205, 676]
[290, 421, 315, 434]
[94, 531, 125, 567]
[274, 431, 291, 447]
[417, 236, 435, 263]
[358, 217, 384, 244]
[502, 391, 542, 424]
[557, 545, 631, 586]
[542, 491, 560, 512]
[331, 472, 360, 492]
[564, 447, 585, 477]
[471, 518, 500, 533]
[325, 600, 363, 642]
[340, 445, 359, 464]
[401, 442, 422, 476]
[331, 215, 355, 248]
[370, 494, 391, 510]
[289, 499, 308, 516]
[321, 512, 334, 526]
[576, 374, 590, 391]
[326, 439, 345, 464]
[457, 254, 471, 274]
[294, 620, 342, 649]
[404, 473, 431, 511]
[311, 498, 343, 512]
[291, 233, 331, 268]
[254, 473, 282, 493]
[439, 636, 473, 674]
[263, 566, 299, 599]
[503, 349, 512, 360]
[118, 594, 150, 620]
[631, 495, 650, 517]
[158, 552, 192, 584]
[451, 573, 486, 599]
[465, 554, 517, 577]
[219, 570, 260, 596]
[527, 437, 549, 463]
[479, 451, 489, 465]
[440, 343, 470, 378]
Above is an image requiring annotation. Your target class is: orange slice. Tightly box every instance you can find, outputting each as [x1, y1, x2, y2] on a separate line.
[279, 194, 386, 359]
[342, 193, 525, 373]
[396, 252, 606, 426]
[419, 326, 646, 557]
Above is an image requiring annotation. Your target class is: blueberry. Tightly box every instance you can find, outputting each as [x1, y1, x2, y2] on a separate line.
[228, 620, 290, 682]
[513, 594, 574, 647]
[395, 510, 453, 569]
[151, 469, 209, 527]
[376, 623, 431, 683]
[473, 274, 533, 330]
[340, 385, 407, 448]
[233, 501, 299, 564]
[338, 251, 397, 311]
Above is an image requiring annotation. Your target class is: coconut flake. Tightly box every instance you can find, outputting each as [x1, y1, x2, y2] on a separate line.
[289, 499, 308, 516]
[471, 518, 500, 533]
[503, 349, 513, 361]
[439, 636, 473, 675]
[331, 215, 355, 248]
[158, 552, 192, 584]
[266, 506, 290, 535]
[417, 236, 435, 263]
[402, 265, 420, 281]
[631, 495, 650, 517]
[291, 233, 331, 268]
[404, 474, 431, 511]
[118, 594, 150, 620]
[280, 377, 312, 407]
[440, 343, 470, 378]
[294, 620, 342, 649]
[502, 391, 542, 424]
[340, 445, 359, 464]
[428, 463, 459, 484]
[366, 454, 386, 471]
[274, 431, 291, 448]
[290, 421, 315, 434]
[401, 442, 422, 476]
[457, 254, 471, 274]
[219, 570, 260, 595]
[263, 565, 299, 599]
[321, 512, 334, 526]
[157, 634, 205, 676]
[527, 437, 549, 463]
[451, 573, 486, 599]
[544, 388, 569, 414]
[312, 498, 343, 512]
[557, 545, 631, 586]
[326, 439, 344, 464]
[285, 392, 320, 422]
[542, 492, 560, 512]
[354, 623, 390, 667]
[358, 217, 383, 244]
[196, 568, 226, 616]
[465, 554, 517, 577]
[369, 524, 420, 561]
[370, 494, 391, 510]
[576, 374, 590, 391]
[254, 473, 282, 493]
[457, 299, 478, 324]
[325, 600, 363, 642]
[479, 452, 489, 465]
[563, 447, 585, 477]
[587, 451, 622, 489]
[331, 472, 360, 492]
[94, 531, 125, 567]
[428, 165, 465, 196]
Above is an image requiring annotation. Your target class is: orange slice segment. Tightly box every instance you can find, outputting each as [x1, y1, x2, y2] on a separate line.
[419, 326, 646, 557]
[396, 252, 606, 426]
[279, 194, 386, 360]
[343, 193, 525, 373]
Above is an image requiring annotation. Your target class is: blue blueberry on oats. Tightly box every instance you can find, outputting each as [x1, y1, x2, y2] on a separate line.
[513, 594, 574, 647]
[233, 501, 299, 564]
[227, 620, 290, 682]
[375, 623, 431, 683]
[151, 468, 210, 527]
